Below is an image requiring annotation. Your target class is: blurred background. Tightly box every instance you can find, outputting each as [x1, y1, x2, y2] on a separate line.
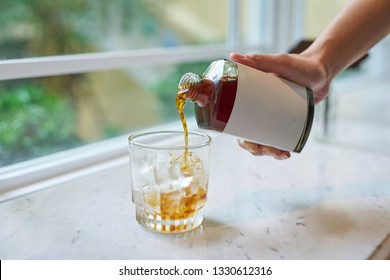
[0, 0, 389, 167]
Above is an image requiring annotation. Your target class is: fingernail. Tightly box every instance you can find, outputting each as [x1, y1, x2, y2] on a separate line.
[230, 52, 244, 59]
[280, 153, 290, 160]
[238, 140, 258, 154]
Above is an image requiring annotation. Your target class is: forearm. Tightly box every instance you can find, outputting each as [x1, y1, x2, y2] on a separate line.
[302, 0, 390, 81]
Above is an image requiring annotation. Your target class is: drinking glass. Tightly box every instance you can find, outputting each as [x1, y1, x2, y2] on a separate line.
[128, 131, 211, 233]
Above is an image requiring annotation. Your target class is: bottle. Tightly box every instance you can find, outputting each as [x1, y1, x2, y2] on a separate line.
[178, 59, 314, 152]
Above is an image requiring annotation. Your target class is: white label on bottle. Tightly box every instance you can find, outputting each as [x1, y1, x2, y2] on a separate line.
[223, 63, 309, 151]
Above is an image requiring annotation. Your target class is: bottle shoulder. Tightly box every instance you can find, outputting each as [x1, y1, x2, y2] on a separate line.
[203, 59, 238, 81]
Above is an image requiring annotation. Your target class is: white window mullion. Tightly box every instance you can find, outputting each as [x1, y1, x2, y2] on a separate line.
[228, 0, 241, 49]
[270, 0, 305, 53]
[293, 0, 306, 45]
[259, 0, 277, 52]
[244, 0, 263, 48]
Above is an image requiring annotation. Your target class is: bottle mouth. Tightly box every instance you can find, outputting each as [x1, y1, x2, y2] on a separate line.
[178, 72, 201, 90]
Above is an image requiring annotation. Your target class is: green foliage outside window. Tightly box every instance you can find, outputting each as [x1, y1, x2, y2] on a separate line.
[0, 85, 81, 166]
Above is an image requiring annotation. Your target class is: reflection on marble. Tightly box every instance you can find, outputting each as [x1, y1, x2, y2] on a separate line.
[0, 129, 390, 259]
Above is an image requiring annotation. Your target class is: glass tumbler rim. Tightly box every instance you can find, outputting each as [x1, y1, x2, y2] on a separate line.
[128, 130, 211, 150]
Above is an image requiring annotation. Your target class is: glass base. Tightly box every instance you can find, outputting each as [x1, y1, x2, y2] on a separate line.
[135, 207, 203, 234]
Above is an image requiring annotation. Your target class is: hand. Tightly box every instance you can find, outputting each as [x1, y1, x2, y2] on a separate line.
[230, 52, 330, 159]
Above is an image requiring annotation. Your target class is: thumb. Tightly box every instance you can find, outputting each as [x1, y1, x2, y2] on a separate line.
[229, 52, 281, 73]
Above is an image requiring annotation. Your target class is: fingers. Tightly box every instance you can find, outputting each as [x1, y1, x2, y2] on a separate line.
[238, 140, 291, 160]
[230, 52, 331, 105]
[229, 52, 258, 68]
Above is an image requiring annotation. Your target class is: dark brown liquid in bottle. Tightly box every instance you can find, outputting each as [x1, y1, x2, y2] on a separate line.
[194, 77, 238, 132]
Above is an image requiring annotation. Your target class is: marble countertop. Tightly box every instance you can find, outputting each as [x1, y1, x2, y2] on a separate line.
[1, 126, 390, 260]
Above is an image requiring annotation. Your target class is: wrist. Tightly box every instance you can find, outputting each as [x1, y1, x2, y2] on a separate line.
[301, 46, 334, 86]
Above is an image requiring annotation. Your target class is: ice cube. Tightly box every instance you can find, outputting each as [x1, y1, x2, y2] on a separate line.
[185, 151, 200, 164]
[152, 162, 170, 190]
[143, 185, 160, 213]
[191, 161, 206, 186]
[180, 173, 193, 188]
[139, 163, 151, 178]
[168, 158, 182, 188]
[168, 151, 206, 188]
[160, 189, 182, 215]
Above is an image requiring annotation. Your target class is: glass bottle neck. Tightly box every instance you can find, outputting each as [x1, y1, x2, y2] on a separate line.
[178, 73, 213, 107]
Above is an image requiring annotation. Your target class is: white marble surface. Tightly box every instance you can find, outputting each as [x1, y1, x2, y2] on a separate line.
[1, 128, 390, 259]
